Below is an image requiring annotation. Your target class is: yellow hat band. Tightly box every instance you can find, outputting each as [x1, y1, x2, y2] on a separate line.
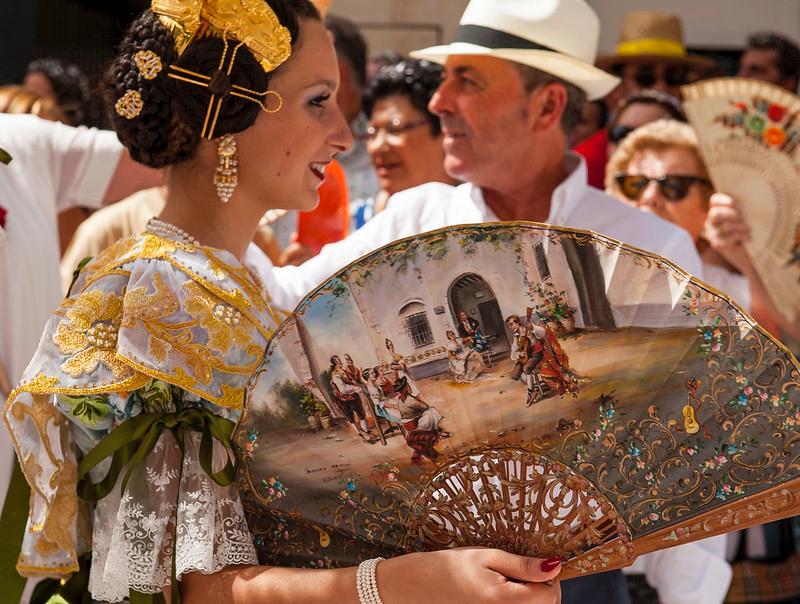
[616, 38, 687, 59]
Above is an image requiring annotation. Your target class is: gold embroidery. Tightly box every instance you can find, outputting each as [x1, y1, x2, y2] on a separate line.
[53, 289, 128, 379]
[35, 458, 77, 559]
[78, 236, 139, 291]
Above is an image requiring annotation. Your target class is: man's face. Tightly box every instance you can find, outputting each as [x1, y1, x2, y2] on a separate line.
[428, 56, 535, 187]
[738, 48, 786, 87]
[458, 312, 467, 321]
[618, 62, 688, 100]
[344, 354, 354, 366]
[507, 318, 520, 333]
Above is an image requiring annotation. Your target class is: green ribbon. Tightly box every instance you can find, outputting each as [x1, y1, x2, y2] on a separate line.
[77, 407, 237, 603]
[0, 459, 30, 604]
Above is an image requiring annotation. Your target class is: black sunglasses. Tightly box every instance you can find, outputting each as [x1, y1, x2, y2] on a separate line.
[615, 174, 712, 202]
[632, 64, 689, 89]
[609, 124, 636, 145]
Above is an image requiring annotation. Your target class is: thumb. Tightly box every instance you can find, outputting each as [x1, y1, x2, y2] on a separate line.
[487, 551, 562, 583]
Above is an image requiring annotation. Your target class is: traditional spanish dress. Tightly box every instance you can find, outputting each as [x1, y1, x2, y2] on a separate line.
[4, 229, 287, 602]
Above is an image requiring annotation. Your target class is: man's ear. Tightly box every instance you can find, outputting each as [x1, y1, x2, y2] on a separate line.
[528, 83, 567, 133]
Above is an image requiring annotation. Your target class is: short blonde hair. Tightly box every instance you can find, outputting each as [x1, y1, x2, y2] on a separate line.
[605, 119, 709, 199]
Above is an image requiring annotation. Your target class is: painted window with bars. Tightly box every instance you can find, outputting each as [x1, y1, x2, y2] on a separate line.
[405, 311, 434, 348]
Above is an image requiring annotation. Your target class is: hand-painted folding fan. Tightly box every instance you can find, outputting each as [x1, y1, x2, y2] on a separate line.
[236, 223, 800, 580]
[682, 77, 800, 324]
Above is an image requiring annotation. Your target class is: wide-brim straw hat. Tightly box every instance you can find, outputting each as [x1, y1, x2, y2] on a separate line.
[597, 11, 715, 71]
[411, 0, 620, 101]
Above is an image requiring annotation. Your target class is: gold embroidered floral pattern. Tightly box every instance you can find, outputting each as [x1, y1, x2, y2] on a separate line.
[53, 289, 128, 379]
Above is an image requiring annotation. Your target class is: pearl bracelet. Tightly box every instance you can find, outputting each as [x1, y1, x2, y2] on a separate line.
[356, 557, 385, 604]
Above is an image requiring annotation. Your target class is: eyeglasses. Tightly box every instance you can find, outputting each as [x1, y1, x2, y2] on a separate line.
[615, 174, 712, 202]
[627, 64, 690, 89]
[366, 118, 429, 143]
[608, 124, 636, 145]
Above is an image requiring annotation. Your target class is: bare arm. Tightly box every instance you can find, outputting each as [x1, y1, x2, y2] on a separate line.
[182, 549, 562, 604]
[102, 149, 163, 204]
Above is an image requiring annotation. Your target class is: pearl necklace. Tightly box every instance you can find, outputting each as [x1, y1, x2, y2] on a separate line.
[145, 217, 198, 246]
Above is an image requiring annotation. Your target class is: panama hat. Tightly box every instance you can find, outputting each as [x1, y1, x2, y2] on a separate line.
[410, 0, 620, 101]
[597, 11, 715, 71]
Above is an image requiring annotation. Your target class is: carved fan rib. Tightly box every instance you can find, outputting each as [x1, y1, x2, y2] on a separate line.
[406, 449, 633, 566]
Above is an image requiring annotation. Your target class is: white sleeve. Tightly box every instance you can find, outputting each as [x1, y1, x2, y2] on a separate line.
[270, 199, 411, 309]
[639, 537, 731, 604]
[45, 120, 124, 211]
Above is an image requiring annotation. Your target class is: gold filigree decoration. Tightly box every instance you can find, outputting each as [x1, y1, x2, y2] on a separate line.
[134, 49, 164, 80]
[53, 289, 128, 379]
[152, 0, 292, 73]
[405, 449, 633, 566]
[114, 90, 144, 120]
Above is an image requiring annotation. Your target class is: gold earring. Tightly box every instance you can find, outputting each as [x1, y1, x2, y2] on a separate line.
[214, 134, 238, 203]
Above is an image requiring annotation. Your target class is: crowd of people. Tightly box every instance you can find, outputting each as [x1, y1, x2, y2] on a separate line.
[2, 0, 800, 602]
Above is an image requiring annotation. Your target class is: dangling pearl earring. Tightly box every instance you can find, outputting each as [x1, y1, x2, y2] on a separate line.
[214, 134, 238, 203]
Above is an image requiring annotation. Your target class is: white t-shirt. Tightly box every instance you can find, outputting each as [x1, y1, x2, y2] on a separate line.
[0, 114, 122, 522]
[269, 153, 703, 310]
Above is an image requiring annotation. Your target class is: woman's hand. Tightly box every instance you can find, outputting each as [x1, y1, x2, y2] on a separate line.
[703, 193, 754, 275]
[377, 548, 562, 603]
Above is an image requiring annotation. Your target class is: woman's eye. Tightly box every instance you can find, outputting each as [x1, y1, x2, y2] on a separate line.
[310, 93, 331, 107]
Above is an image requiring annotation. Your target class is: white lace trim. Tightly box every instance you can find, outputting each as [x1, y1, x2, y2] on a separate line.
[88, 432, 257, 602]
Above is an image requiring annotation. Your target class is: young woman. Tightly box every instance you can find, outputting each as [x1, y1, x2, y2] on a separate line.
[4, 2, 561, 603]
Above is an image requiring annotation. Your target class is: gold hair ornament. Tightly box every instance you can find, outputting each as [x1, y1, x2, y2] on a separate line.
[166, 36, 284, 139]
[151, 0, 292, 74]
[115, 90, 145, 119]
[134, 50, 164, 80]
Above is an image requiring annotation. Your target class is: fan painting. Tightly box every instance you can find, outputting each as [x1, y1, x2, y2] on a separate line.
[236, 223, 800, 579]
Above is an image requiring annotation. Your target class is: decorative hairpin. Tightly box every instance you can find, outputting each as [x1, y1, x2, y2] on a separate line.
[134, 50, 164, 80]
[115, 90, 145, 119]
[167, 36, 283, 140]
[151, 0, 292, 74]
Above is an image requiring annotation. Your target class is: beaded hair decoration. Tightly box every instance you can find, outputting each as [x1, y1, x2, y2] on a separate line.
[114, 0, 292, 139]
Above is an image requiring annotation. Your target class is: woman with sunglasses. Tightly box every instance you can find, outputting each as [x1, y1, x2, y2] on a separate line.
[4, 2, 562, 603]
[358, 59, 458, 227]
[606, 119, 752, 311]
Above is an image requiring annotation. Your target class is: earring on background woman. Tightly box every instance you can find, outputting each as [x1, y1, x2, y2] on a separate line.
[214, 133, 238, 203]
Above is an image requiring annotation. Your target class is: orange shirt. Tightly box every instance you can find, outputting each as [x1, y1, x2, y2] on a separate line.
[294, 159, 350, 253]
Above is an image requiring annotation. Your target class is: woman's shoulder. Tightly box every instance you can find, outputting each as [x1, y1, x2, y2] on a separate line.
[17, 232, 281, 410]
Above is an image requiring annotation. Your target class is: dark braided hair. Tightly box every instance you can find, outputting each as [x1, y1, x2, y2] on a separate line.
[363, 59, 443, 137]
[103, 0, 319, 168]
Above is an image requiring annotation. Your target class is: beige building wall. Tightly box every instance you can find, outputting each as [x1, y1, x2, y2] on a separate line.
[328, 0, 800, 59]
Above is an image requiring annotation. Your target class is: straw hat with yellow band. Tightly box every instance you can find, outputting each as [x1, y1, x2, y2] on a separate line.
[597, 11, 714, 71]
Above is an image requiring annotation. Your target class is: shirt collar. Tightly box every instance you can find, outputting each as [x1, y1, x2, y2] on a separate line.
[468, 152, 589, 224]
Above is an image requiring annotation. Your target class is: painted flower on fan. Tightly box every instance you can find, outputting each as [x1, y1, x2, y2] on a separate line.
[758, 391, 769, 401]
[260, 476, 287, 503]
[735, 375, 748, 386]
[767, 103, 787, 122]
[242, 428, 260, 461]
[771, 394, 784, 407]
[743, 386, 754, 396]
[748, 114, 766, 134]
[764, 126, 787, 147]
[628, 443, 641, 457]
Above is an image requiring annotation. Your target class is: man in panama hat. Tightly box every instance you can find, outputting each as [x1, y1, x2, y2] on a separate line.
[269, 5, 711, 599]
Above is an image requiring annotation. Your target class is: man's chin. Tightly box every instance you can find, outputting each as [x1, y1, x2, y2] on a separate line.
[444, 157, 471, 182]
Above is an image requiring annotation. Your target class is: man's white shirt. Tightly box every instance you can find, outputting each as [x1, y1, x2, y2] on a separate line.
[268, 153, 703, 310]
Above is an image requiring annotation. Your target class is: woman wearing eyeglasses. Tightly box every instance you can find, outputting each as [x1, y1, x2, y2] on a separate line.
[357, 59, 458, 227]
[606, 119, 752, 312]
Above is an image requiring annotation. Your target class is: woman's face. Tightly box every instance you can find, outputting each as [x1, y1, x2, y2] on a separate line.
[367, 94, 446, 195]
[623, 147, 710, 242]
[235, 18, 352, 213]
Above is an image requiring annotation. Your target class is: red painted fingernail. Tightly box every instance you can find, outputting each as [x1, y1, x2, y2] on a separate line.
[540, 557, 561, 572]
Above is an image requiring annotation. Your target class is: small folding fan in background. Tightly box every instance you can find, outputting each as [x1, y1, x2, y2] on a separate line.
[235, 223, 800, 580]
[683, 77, 800, 324]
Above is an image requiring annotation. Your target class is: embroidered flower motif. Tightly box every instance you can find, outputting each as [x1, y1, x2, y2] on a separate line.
[54, 289, 128, 378]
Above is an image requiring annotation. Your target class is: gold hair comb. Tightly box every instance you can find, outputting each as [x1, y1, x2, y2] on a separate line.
[151, 0, 292, 74]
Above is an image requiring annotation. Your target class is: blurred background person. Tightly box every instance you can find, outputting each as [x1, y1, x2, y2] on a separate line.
[325, 14, 380, 229]
[367, 50, 403, 81]
[597, 11, 714, 111]
[568, 99, 608, 148]
[575, 89, 685, 189]
[737, 31, 800, 91]
[361, 58, 458, 227]
[23, 57, 90, 126]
